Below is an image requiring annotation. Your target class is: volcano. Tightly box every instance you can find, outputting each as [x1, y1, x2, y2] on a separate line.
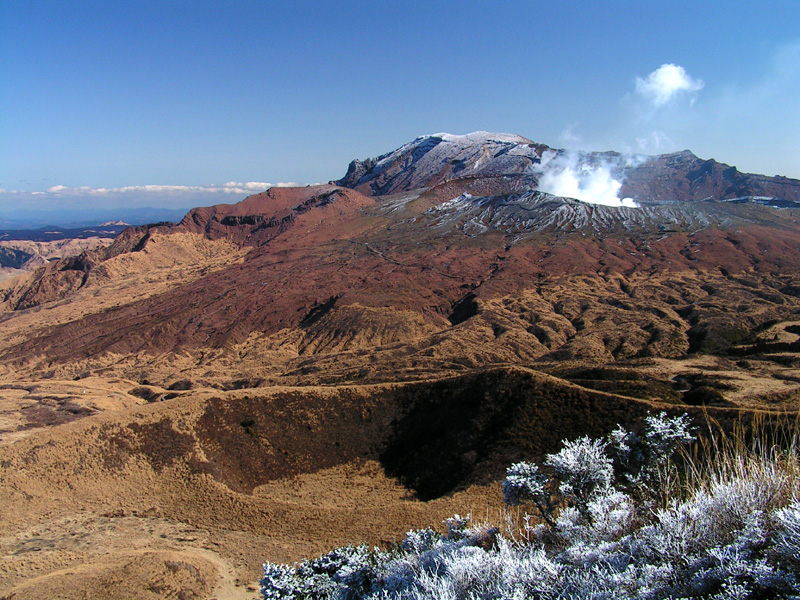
[2, 132, 800, 598]
[3, 132, 800, 374]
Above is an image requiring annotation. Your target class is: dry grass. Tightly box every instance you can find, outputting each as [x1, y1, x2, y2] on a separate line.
[451, 411, 800, 548]
[680, 411, 800, 509]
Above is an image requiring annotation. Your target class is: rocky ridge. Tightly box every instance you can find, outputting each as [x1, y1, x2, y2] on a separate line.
[339, 131, 800, 204]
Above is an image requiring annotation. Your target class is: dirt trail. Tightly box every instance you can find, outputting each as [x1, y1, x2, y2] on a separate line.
[184, 548, 257, 600]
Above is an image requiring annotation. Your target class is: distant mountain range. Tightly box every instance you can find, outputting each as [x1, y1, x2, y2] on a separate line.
[0, 223, 129, 243]
[0, 206, 191, 230]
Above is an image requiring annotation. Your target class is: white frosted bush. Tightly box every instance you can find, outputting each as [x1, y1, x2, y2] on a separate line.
[493, 540, 561, 599]
[644, 412, 694, 457]
[502, 461, 549, 506]
[400, 528, 442, 555]
[608, 412, 693, 493]
[555, 488, 635, 547]
[775, 502, 800, 562]
[260, 563, 299, 600]
[443, 514, 471, 541]
[546, 436, 613, 511]
[261, 413, 800, 600]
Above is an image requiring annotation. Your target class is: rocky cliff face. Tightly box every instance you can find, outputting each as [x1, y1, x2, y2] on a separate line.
[619, 150, 800, 204]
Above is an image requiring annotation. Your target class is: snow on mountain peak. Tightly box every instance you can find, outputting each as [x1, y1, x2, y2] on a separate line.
[336, 132, 548, 195]
[430, 131, 534, 145]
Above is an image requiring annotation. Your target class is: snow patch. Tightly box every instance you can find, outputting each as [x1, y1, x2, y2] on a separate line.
[433, 131, 532, 145]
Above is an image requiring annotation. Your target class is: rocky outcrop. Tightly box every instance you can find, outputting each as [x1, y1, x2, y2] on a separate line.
[620, 150, 800, 204]
[0, 246, 35, 270]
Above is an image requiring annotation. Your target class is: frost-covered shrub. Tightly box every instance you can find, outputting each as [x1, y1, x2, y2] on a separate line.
[775, 502, 800, 563]
[502, 412, 694, 532]
[608, 411, 694, 493]
[555, 488, 635, 546]
[261, 563, 299, 600]
[502, 461, 551, 522]
[546, 436, 613, 513]
[261, 413, 800, 600]
[261, 545, 381, 600]
[443, 514, 471, 541]
[400, 528, 442, 555]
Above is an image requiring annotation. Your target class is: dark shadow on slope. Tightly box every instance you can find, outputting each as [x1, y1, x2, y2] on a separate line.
[378, 368, 663, 500]
[448, 292, 479, 326]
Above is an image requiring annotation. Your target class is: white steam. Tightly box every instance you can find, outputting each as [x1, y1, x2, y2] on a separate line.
[535, 151, 638, 208]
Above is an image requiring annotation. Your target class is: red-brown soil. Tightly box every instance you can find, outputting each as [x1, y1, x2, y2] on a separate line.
[2, 153, 800, 598]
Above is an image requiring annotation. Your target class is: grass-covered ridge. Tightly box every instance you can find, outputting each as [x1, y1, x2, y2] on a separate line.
[261, 413, 800, 599]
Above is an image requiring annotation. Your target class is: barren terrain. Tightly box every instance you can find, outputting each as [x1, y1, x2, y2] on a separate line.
[2, 133, 800, 598]
[0, 237, 116, 282]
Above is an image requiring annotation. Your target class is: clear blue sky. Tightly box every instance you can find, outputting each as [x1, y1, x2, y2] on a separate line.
[2, 0, 799, 220]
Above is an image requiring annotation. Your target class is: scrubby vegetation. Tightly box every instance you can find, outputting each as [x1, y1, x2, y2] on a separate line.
[261, 413, 800, 599]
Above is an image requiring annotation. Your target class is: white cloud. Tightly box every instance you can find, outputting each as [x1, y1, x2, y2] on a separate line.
[635, 63, 704, 106]
[39, 181, 296, 197]
[0, 181, 311, 217]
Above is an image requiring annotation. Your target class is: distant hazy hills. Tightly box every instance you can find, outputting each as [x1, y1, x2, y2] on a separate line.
[0, 206, 191, 230]
[0, 223, 131, 278]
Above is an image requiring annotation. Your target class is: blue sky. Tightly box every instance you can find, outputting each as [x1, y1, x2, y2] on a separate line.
[2, 0, 799, 222]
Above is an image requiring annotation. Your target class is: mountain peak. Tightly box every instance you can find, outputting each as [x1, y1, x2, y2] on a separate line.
[337, 131, 549, 196]
[425, 131, 535, 145]
[336, 132, 800, 208]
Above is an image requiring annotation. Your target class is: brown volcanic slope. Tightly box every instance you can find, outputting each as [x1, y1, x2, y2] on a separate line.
[2, 133, 800, 597]
[0, 237, 115, 283]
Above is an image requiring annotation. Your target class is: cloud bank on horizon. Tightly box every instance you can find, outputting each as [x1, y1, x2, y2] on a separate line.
[0, 181, 301, 211]
[0, 181, 305, 227]
[0, 181, 302, 197]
